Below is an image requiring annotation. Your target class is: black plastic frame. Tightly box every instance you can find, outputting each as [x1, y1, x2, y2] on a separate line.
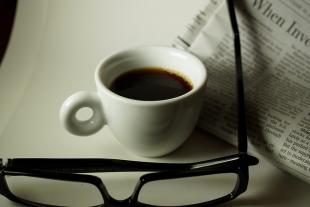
[0, 1, 259, 206]
[1, 154, 258, 207]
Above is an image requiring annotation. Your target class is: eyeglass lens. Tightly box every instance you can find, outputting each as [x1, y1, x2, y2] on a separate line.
[137, 173, 238, 206]
[5, 175, 104, 207]
[5, 172, 238, 207]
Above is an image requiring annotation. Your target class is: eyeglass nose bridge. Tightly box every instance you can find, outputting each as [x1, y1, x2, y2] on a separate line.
[94, 175, 143, 207]
[102, 198, 136, 207]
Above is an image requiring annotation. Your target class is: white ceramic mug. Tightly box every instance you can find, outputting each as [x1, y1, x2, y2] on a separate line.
[60, 46, 207, 157]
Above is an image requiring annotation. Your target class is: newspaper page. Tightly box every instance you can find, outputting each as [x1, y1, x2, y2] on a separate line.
[174, 0, 310, 184]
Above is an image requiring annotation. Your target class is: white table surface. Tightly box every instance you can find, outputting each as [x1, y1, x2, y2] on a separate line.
[0, 0, 309, 206]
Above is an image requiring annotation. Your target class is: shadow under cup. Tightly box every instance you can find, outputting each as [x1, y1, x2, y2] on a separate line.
[94, 47, 207, 157]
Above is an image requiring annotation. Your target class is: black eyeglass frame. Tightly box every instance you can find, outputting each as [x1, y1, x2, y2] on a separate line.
[0, 1, 259, 206]
[1, 153, 258, 207]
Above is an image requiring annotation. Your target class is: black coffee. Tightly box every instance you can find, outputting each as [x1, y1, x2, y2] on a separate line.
[110, 67, 192, 101]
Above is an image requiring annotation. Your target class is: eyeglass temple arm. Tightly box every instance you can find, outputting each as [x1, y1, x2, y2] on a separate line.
[227, 0, 248, 153]
[4, 158, 188, 173]
[3, 154, 258, 174]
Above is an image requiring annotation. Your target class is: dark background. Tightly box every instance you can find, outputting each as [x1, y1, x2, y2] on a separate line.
[0, 0, 17, 65]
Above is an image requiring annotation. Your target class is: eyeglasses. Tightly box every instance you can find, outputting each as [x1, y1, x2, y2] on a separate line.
[1, 154, 258, 207]
[0, 1, 259, 206]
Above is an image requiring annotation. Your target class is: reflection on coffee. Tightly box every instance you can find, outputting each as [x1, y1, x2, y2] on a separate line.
[110, 67, 192, 101]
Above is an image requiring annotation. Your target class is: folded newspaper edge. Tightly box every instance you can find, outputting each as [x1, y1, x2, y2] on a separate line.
[173, 0, 310, 184]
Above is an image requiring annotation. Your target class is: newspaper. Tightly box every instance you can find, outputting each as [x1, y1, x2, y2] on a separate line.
[174, 0, 310, 184]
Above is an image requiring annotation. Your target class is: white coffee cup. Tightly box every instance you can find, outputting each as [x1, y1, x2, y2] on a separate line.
[60, 46, 207, 157]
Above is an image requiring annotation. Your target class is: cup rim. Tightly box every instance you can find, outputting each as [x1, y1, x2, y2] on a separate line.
[94, 46, 207, 106]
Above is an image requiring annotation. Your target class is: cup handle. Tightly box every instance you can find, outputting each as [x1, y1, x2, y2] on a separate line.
[59, 91, 105, 136]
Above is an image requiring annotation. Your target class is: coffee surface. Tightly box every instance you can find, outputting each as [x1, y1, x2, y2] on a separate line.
[110, 67, 192, 101]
